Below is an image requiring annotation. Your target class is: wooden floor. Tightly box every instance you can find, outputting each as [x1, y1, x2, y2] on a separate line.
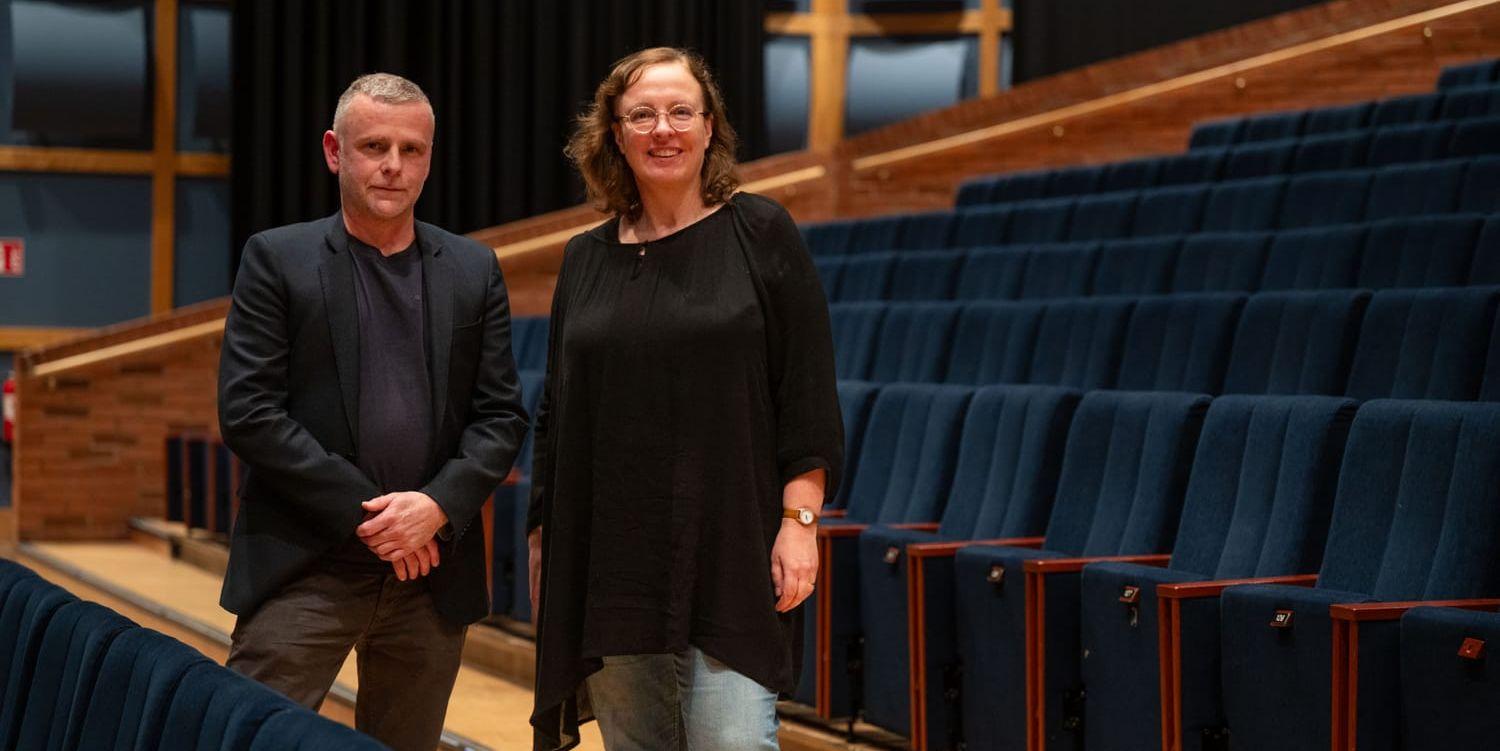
[18, 541, 605, 751]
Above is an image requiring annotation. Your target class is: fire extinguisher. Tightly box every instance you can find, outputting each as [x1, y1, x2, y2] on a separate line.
[2, 375, 14, 444]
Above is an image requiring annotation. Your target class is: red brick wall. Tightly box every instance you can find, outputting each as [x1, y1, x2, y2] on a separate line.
[15, 335, 222, 540]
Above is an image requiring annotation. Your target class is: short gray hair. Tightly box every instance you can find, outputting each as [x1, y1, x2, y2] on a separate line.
[332, 73, 433, 135]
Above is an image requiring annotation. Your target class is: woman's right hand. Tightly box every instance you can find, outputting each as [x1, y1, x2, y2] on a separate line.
[528, 526, 543, 619]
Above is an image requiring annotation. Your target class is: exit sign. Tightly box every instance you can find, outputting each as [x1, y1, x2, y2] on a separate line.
[0, 238, 22, 277]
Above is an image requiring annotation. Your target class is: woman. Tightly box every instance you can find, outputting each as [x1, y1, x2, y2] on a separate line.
[526, 47, 844, 751]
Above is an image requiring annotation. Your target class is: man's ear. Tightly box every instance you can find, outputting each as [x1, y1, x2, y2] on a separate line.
[322, 130, 341, 174]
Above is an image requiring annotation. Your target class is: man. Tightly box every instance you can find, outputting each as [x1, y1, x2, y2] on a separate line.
[217, 73, 528, 751]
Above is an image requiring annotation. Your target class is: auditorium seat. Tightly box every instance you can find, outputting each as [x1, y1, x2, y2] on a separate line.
[1114, 292, 1247, 393]
[0, 575, 73, 748]
[1357, 215, 1482, 289]
[510, 317, 551, 373]
[1241, 110, 1307, 143]
[1364, 160, 1466, 217]
[796, 383, 974, 715]
[1290, 130, 1371, 173]
[1367, 121, 1453, 165]
[1259, 225, 1367, 290]
[867, 303, 961, 382]
[14, 600, 132, 750]
[1278, 171, 1370, 228]
[1157, 150, 1227, 185]
[898, 210, 957, 249]
[802, 219, 856, 256]
[850, 214, 905, 254]
[1438, 59, 1500, 89]
[813, 256, 844, 299]
[1221, 289, 1370, 395]
[1459, 155, 1500, 212]
[831, 380, 882, 510]
[1203, 176, 1287, 232]
[1303, 102, 1374, 135]
[829, 303, 886, 379]
[955, 178, 994, 207]
[1223, 141, 1295, 179]
[1089, 237, 1181, 296]
[1439, 85, 1500, 120]
[934, 390, 1210, 751]
[1018, 243, 1098, 300]
[856, 384, 1081, 738]
[835, 251, 897, 301]
[945, 301, 1045, 385]
[1047, 164, 1105, 197]
[1398, 605, 1500, 749]
[954, 247, 1029, 300]
[1081, 394, 1355, 751]
[1171, 232, 1271, 292]
[952, 204, 1011, 246]
[1189, 118, 1244, 149]
[1066, 193, 1136, 240]
[1344, 287, 1500, 401]
[1370, 92, 1443, 126]
[1450, 115, 1500, 158]
[889, 250, 964, 301]
[1028, 297, 1135, 388]
[1219, 399, 1500, 751]
[1100, 155, 1164, 192]
[1132, 185, 1207, 237]
[1472, 216, 1500, 284]
[1007, 197, 1075, 244]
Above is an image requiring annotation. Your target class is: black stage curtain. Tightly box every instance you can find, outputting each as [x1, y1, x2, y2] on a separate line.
[1011, 0, 1325, 84]
[231, 0, 766, 258]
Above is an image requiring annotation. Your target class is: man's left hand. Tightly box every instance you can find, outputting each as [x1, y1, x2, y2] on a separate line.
[357, 491, 449, 561]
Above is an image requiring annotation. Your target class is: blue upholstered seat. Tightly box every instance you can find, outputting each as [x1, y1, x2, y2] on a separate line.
[1371, 93, 1443, 127]
[1132, 185, 1207, 237]
[1367, 122, 1454, 165]
[801, 219, 856, 256]
[1115, 293, 1247, 394]
[1018, 243, 1098, 300]
[945, 301, 1046, 385]
[1399, 605, 1500, 749]
[955, 247, 1029, 300]
[1290, 131, 1371, 173]
[1090, 237, 1181, 296]
[867, 302, 962, 382]
[1222, 289, 1371, 395]
[1437, 59, 1500, 90]
[836, 251, 897, 301]
[952, 205, 1012, 247]
[1189, 118, 1244, 149]
[1009, 198, 1077, 244]
[1303, 102, 1374, 135]
[1027, 297, 1135, 388]
[1358, 214, 1482, 289]
[1172, 232, 1271, 292]
[1201, 176, 1287, 232]
[889, 250, 964, 301]
[1364, 160, 1466, 218]
[1223, 141, 1295, 180]
[828, 302, 887, 380]
[1067, 193, 1137, 241]
[1278, 171, 1370, 228]
[1259, 225, 1367, 291]
[898, 210, 957, 249]
[1345, 287, 1500, 400]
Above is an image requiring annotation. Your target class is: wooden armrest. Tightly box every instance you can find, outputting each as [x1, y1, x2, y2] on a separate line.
[818, 523, 867, 539]
[1023, 553, 1171, 575]
[907, 536, 1046, 559]
[1330, 598, 1500, 623]
[822, 509, 847, 518]
[890, 522, 941, 532]
[1157, 574, 1318, 600]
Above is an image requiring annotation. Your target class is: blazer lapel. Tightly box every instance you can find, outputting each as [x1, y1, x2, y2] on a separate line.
[321, 215, 361, 446]
[418, 222, 454, 439]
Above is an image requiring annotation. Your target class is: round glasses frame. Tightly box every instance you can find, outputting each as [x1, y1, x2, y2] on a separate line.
[618, 105, 708, 134]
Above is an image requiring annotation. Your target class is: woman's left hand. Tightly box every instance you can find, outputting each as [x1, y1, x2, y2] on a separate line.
[771, 520, 819, 613]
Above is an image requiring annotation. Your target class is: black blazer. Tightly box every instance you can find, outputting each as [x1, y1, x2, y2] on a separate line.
[217, 212, 528, 625]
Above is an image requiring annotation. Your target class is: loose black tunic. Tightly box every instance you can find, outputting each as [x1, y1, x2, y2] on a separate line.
[527, 192, 844, 750]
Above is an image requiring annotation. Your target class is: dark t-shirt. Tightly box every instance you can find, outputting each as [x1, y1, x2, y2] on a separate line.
[527, 193, 845, 749]
[327, 236, 434, 570]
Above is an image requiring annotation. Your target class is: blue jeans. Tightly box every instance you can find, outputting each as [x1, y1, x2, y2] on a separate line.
[585, 646, 780, 751]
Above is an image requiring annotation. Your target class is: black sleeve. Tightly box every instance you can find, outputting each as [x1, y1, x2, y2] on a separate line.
[747, 198, 845, 502]
[217, 233, 379, 539]
[421, 250, 531, 544]
[526, 239, 574, 535]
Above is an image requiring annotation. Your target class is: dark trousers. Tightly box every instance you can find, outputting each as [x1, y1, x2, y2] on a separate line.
[226, 562, 466, 751]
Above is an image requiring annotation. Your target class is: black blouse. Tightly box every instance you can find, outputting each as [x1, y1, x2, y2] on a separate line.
[527, 192, 844, 750]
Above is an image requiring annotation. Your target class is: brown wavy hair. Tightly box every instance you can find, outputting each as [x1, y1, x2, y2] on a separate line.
[565, 47, 740, 220]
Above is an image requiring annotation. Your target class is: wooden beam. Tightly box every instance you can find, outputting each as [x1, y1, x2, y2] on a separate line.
[174, 153, 231, 178]
[807, 0, 850, 151]
[0, 146, 154, 175]
[150, 0, 179, 315]
[0, 327, 89, 353]
[29, 319, 224, 378]
[976, 0, 1009, 97]
[766, 9, 1013, 37]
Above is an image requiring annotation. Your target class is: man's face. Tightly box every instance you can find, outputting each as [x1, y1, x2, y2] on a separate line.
[322, 95, 435, 222]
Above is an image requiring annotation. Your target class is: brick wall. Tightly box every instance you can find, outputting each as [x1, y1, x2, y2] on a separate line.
[15, 332, 222, 540]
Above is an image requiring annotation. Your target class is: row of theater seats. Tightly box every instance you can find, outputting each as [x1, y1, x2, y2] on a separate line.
[824, 287, 1500, 402]
[942, 57, 1500, 207]
[0, 558, 382, 750]
[793, 379, 1500, 751]
[815, 213, 1500, 303]
[810, 154, 1500, 256]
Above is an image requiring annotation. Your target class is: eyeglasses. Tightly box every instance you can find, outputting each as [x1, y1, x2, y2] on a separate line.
[618, 105, 708, 134]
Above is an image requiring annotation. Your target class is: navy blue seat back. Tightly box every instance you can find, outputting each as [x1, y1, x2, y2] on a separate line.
[1459, 155, 1500, 212]
[1473, 216, 1500, 284]
[1009, 197, 1076, 244]
[1068, 194, 1136, 240]
[832, 380, 881, 509]
[0, 578, 73, 749]
[945, 301, 1045, 385]
[509, 317, 550, 372]
[15, 600, 132, 751]
[955, 247, 1028, 300]
[1018, 243, 1097, 300]
[1158, 150, 1227, 185]
[1345, 287, 1500, 401]
[1133, 185, 1207, 237]
[1116, 292, 1246, 394]
[956, 178, 995, 207]
[1439, 86, 1500, 121]
[1048, 164, 1105, 197]
[1222, 289, 1371, 395]
[249, 707, 388, 750]
[992, 170, 1053, 203]
[1369, 122, 1454, 165]
[1365, 160, 1466, 218]
[837, 251, 896, 301]
[937, 385, 1082, 539]
[802, 220, 855, 256]
[1371, 93, 1443, 126]
[842, 383, 974, 523]
[1450, 115, 1500, 157]
[1172, 232, 1271, 292]
[1304, 102, 1374, 135]
[1358, 215, 1482, 289]
[1102, 156, 1163, 192]
[1259, 225, 1367, 291]
[1437, 60, 1500, 89]
[1170, 395, 1357, 578]
[1223, 141, 1295, 180]
[1202, 177, 1286, 232]
[1028, 297, 1135, 388]
[1190, 119, 1244, 149]
[898, 210, 956, 249]
[889, 250, 963, 300]
[1242, 111, 1307, 142]
[1291, 131, 1371, 173]
[1042, 390, 1211, 556]
[952, 205, 1011, 246]
[850, 214, 904, 253]
[813, 256, 844, 300]
[1279, 172, 1370, 228]
[516, 370, 545, 475]
[828, 302, 885, 379]
[76, 629, 210, 750]
[1091, 237, 1181, 296]
[868, 302, 960, 382]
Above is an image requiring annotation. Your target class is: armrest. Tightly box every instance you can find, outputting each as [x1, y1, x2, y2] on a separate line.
[1023, 553, 1171, 575]
[1157, 574, 1318, 600]
[906, 536, 1046, 559]
[822, 509, 847, 519]
[889, 522, 941, 532]
[818, 523, 867, 539]
[1330, 598, 1500, 623]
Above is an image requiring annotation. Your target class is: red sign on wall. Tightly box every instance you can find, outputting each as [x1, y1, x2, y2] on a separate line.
[0, 239, 22, 277]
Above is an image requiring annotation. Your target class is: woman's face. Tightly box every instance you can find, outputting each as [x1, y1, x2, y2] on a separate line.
[613, 61, 714, 196]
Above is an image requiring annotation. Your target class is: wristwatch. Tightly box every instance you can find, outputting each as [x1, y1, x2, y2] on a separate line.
[782, 507, 819, 526]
